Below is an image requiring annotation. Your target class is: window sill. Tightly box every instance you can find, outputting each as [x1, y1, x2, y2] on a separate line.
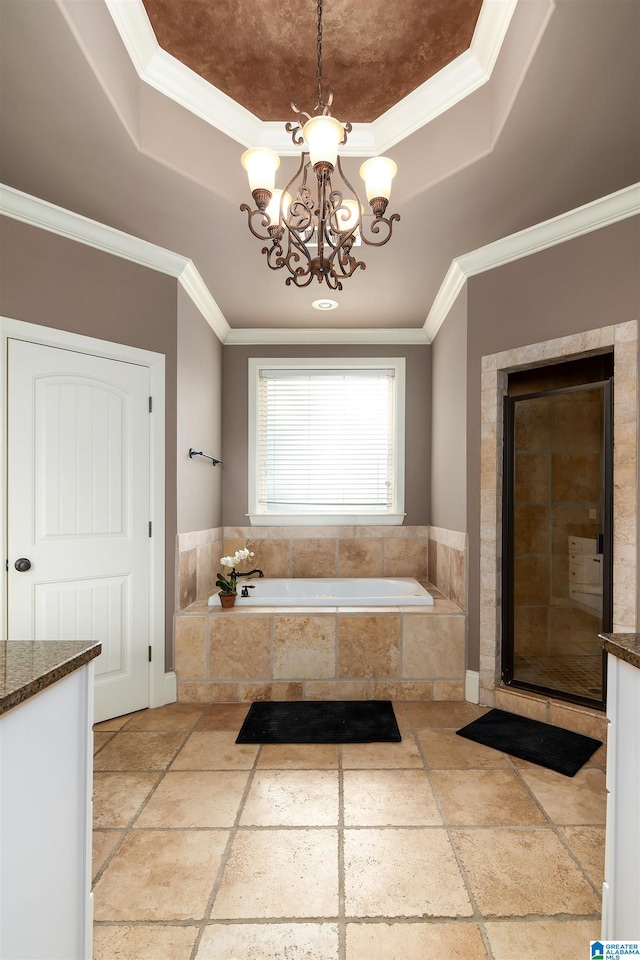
[247, 513, 406, 526]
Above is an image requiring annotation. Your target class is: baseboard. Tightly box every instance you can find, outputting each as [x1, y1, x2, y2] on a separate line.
[465, 670, 480, 704]
[163, 671, 178, 705]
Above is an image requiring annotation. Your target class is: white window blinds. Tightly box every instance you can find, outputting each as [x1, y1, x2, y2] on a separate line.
[256, 367, 397, 515]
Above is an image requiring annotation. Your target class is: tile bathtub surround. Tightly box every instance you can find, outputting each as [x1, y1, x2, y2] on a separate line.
[177, 528, 225, 611]
[428, 525, 467, 610]
[222, 525, 430, 580]
[175, 586, 466, 703]
[92, 700, 604, 960]
[479, 321, 638, 708]
[176, 525, 435, 612]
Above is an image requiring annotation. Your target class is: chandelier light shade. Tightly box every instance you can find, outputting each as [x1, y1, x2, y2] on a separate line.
[240, 0, 400, 290]
[302, 114, 343, 168]
[360, 157, 398, 208]
[240, 147, 280, 202]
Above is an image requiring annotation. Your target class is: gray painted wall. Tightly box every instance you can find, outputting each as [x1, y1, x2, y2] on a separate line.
[430, 286, 467, 532]
[177, 285, 223, 532]
[221, 343, 431, 527]
[465, 215, 640, 671]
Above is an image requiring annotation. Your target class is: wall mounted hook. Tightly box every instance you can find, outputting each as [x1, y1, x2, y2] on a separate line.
[189, 448, 222, 466]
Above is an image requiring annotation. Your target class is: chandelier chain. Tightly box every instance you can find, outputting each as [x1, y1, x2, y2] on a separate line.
[316, 0, 323, 110]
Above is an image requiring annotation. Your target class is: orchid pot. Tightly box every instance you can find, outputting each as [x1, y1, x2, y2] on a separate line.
[218, 592, 237, 608]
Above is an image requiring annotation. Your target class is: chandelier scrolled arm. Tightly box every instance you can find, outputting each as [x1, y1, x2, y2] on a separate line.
[285, 118, 305, 147]
[340, 121, 352, 145]
[361, 210, 401, 248]
[239, 0, 400, 290]
[240, 203, 277, 242]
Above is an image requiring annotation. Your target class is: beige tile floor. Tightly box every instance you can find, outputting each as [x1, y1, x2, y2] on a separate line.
[92, 701, 605, 960]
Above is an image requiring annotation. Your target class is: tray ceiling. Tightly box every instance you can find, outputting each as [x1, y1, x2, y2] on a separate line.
[140, 0, 483, 123]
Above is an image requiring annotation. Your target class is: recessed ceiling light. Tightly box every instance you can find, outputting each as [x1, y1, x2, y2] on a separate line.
[312, 298, 339, 311]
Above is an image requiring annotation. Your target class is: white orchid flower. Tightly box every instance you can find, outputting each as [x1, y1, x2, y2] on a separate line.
[221, 549, 255, 569]
[231, 548, 255, 565]
[217, 547, 258, 597]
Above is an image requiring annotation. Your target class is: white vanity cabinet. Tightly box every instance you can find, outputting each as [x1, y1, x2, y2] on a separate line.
[0, 641, 100, 960]
[599, 633, 640, 941]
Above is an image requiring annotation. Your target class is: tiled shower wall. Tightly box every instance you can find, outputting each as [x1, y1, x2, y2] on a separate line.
[176, 525, 467, 611]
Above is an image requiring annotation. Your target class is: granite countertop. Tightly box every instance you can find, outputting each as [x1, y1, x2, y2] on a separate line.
[599, 633, 640, 671]
[0, 640, 102, 717]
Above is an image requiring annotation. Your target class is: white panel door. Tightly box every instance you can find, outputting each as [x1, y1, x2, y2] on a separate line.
[7, 338, 151, 721]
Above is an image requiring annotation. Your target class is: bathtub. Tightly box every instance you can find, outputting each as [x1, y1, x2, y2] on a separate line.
[208, 577, 434, 607]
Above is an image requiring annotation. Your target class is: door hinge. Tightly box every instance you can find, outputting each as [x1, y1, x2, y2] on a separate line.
[149, 521, 152, 537]
[5, 559, 7, 572]
[148, 396, 153, 413]
[148, 645, 152, 662]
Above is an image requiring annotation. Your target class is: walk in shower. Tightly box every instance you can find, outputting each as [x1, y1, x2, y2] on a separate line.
[502, 355, 613, 708]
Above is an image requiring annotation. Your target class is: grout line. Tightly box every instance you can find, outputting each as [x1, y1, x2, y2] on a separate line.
[92, 729, 117, 756]
[190, 738, 264, 960]
[510, 757, 607, 899]
[92, 911, 603, 925]
[407, 703, 497, 960]
[91, 829, 130, 891]
[338, 743, 346, 960]
[91, 707, 207, 889]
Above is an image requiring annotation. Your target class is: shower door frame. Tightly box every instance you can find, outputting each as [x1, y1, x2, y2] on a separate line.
[501, 378, 613, 709]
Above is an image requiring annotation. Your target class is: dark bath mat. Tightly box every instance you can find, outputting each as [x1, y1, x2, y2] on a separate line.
[456, 708, 601, 777]
[236, 700, 402, 744]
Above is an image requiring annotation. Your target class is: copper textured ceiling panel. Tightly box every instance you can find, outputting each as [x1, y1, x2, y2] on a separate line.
[141, 0, 483, 123]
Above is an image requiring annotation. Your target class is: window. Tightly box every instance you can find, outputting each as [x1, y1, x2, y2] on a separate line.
[248, 358, 405, 525]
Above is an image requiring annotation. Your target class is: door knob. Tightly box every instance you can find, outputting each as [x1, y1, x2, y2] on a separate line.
[14, 558, 32, 572]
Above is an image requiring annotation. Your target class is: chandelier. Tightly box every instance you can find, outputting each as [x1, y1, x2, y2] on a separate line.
[240, 0, 400, 291]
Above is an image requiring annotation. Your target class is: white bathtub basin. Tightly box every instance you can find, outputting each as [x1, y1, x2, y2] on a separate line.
[209, 577, 434, 607]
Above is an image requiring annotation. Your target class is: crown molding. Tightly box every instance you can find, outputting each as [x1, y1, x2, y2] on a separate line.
[423, 263, 467, 343]
[0, 184, 185, 276]
[224, 328, 429, 346]
[3, 182, 637, 348]
[0, 184, 231, 343]
[458, 182, 640, 277]
[104, 0, 517, 156]
[424, 182, 640, 342]
[178, 263, 230, 342]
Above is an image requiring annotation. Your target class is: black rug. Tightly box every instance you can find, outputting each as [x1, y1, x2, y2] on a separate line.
[456, 708, 602, 777]
[236, 700, 402, 744]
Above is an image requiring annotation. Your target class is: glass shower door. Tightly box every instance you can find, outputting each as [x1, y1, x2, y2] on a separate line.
[503, 380, 612, 707]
